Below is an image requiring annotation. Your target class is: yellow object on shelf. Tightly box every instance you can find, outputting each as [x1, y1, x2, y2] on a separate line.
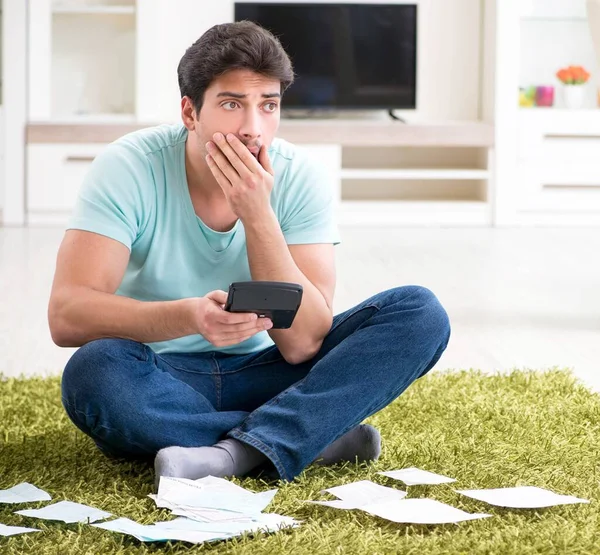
[519, 87, 536, 108]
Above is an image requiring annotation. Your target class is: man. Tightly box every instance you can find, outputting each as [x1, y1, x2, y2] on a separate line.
[50, 21, 450, 485]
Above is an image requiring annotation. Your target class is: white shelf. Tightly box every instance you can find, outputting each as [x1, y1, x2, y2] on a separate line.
[339, 200, 490, 226]
[340, 169, 489, 181]
[52, 4, 135, 15]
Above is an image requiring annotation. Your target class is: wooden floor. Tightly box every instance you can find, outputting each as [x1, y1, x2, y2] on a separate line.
[1, 226, 599, 391]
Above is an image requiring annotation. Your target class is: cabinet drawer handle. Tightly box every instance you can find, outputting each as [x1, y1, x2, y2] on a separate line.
[545, 134, 600, 141]
[65, 155, 96, 163]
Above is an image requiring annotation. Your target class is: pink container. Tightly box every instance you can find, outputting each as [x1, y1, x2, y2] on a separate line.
[535, 86, 555, 107]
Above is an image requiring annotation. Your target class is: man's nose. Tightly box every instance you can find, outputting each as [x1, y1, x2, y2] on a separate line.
[239, 110, 261, 139]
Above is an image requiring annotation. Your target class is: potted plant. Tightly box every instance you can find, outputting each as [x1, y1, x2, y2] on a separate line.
[556, 65, 591, 109]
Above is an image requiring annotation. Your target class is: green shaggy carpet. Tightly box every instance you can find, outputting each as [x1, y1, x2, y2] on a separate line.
[1, 369, 599, 554]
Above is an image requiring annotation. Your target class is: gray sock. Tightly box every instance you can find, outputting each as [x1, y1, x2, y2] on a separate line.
[314, 424, 381, 466]
[154, 438, 267, 488]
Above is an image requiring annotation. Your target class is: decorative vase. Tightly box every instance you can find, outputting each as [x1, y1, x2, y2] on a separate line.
[535, 86, 554, 107]
[563, 85, 586, 109]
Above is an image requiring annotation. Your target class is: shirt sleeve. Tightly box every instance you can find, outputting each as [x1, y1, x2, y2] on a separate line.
[279, 150, 341, 246]
[67, 142, 153, 250]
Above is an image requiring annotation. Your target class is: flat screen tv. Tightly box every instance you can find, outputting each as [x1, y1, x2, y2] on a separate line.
[234, 3, 418, 111]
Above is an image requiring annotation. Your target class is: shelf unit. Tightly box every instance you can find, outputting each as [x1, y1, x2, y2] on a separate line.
[495, 0, 600, 226]
[6, 0, 497, 227]
[28, 0, 137, 121]
[336, 145, 492, 226]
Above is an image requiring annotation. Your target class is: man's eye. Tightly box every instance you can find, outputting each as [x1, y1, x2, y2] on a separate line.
[223, 102, 239, 110]
[264, 102, 279, 113]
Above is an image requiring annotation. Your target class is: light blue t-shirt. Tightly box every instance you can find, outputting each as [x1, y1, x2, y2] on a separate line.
[68, 124, 340, 355]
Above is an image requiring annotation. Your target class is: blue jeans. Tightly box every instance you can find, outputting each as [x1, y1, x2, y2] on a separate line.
[61, 286, 450, 481]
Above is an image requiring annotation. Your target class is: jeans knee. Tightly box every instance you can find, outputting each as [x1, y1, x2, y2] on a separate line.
[416, 286, 450, 339]
[61, 338, 147, 406]
[389, 285, 451, 343]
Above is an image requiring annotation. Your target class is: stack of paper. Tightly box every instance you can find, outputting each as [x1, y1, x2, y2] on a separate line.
[150, 476, 279, 522]
[97, 475, 302, 544]
[93, 512, 299, 544]
[93, 517, 231, 544]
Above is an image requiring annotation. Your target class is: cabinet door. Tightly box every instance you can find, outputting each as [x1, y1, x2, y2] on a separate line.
[517, 162, 600, 212]
[27, 143, 103, 217]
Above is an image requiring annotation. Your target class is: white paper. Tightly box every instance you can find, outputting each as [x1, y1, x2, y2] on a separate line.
[93, 517, 225, 544]
[455, 486, 590, 509]
[360, 498, 492, 524]
[156, 477, 277, 515]
[0, 523, 41, 537]
[171, 507, 255, 523]
[0, 483, 51, 504]
[149, 495, 250, 523]
[323, 480, 407, 505]
[378, 468, 456, 486]
[94, 513, 300, 544]
[15, 500, 112, 523]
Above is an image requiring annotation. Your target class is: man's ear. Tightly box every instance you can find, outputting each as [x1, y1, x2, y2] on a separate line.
[181, 96, 197, 130]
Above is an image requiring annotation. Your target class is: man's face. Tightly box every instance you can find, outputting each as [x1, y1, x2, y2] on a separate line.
[188, 69, 281, 161]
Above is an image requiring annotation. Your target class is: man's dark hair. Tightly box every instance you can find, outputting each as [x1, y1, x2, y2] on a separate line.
[178, 21, 295, 113]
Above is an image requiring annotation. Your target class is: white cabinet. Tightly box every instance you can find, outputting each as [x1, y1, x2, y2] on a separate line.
[514, 110, 600, 220]
[27, 143, 102, 224]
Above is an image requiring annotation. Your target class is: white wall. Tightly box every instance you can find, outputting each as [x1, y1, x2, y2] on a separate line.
[2, 0, 27, 223]
[137, 0, 233, 122]
[144, 0, 483, 123]
[0, 107, 3, 215]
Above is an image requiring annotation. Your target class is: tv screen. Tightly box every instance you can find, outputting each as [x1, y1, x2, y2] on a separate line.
[234, 3, 418, 110]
